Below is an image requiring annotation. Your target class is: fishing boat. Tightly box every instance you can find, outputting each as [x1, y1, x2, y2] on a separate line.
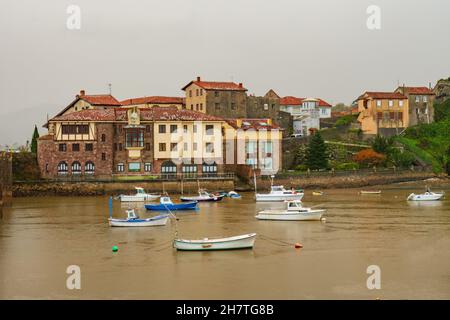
[180, 189, 225, 202]
[407, 187, 444, 201]
[117, 187, 160, 202]
[359, 190, 381, 195]
[312, 191, 324, 196]
[255, 200, 325, 221]
[256, 185, 304, 202]
[107, 197, 169, 227]
[173, 233, 257, 251]
[145, 196, 198, 211]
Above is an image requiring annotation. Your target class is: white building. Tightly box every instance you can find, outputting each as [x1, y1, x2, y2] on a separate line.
[279, 96, 332, 136]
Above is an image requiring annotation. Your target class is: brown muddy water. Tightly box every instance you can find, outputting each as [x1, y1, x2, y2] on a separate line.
[1, 183, 450, 299]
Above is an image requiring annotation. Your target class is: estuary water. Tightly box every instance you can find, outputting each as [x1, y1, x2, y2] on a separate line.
[1, 183, 450, 299]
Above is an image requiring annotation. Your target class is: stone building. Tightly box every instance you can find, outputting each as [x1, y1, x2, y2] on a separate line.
[182, 77, 248, 118]
[394, 86, 435, 125]
[120, 96, 185, 109]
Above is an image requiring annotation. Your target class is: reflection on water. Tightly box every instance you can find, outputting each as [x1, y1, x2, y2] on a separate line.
[0, 185, 449, 299]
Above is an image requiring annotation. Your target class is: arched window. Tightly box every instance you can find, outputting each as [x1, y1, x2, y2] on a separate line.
[85, 161, 95, 174]
[161, 161, 177, 176]
[57, 161, 68, 175]
[202, 161, 217, 175]
[72, 161, 82, 175]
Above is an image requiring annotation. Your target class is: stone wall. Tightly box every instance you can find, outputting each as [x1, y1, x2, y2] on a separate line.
[0, 152, 13, 206]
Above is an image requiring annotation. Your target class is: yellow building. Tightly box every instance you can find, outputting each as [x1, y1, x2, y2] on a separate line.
[357, 92, 409, 136]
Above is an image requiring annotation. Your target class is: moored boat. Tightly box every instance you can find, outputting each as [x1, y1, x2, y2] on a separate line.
[407, 187, 444, 201]
[145, 196, 198, 211]
[255, 200, 325, 221]
[228, 191, 242, 199]
[117, 187, 160, 202]
[256, 185, 304, 202]
[180, 189, 225, 202]
[173, 233, 257, 251]
[359, 190, 381, 195]
[312, 191, 324, 196]
[109, 209, 169, 227]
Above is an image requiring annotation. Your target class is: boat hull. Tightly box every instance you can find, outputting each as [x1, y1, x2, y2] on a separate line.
[180, 195, 225, 202]
[255, 210, 324, 221]
[145, 201, 198, 211]
[359, 191, 381, 195]
[407, 193, 444, 201]
[119, 194, 160, 202]
[109, 215, 169, 227]
[255, 193, 304, 202]
[174, 233, 256, 251]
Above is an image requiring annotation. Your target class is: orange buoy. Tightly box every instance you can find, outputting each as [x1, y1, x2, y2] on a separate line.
[295, 243, 303, 249]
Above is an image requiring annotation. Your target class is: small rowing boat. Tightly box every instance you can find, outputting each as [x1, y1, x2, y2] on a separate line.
[173, 233, 257, 251]
[312, 191, 324, 196]
[117, 187, 160, 202]
[255, 200, 325, 221]
[145, 196, 198, 211]
[359, 190, 381, 195]
[180, 189, 225, 202]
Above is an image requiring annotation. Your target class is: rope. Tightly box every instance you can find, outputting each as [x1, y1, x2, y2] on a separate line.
[258, 234, 297, 247]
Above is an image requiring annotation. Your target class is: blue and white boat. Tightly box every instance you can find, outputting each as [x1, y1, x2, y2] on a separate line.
[145, 196, 198, 211]
[107, 197, 169, 227]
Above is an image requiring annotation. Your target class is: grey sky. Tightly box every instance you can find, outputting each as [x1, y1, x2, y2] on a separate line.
[1, 0, 449, 145]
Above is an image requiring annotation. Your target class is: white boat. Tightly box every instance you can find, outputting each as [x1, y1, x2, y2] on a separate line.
[359, 190, 381, 195]
[180, 189, 225, 202]
[256, 185, 304, 202]
[118, 187, 160, 202]
[173, 233, 257, 251]
[108, 208, 169, 227]
[255, 200, 325, 221]
[407, 189, 444, 201]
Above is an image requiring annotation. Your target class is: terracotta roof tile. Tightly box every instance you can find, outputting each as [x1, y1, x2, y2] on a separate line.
[120, 96, 185, 106]
[225, 119, 280, 131]
[280, 96, 331, 107]
[81, 94, 121, 106]
[400, 87, 435, 95]
[359, 92, 407, 100]
[182, 80, 247, 91]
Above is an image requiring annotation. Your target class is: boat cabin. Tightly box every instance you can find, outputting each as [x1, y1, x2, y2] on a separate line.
[126, 209, 139, 220]
[286, 200, 304, 211]
[160, 196, 174, 205]
[135, 187, 146, 195]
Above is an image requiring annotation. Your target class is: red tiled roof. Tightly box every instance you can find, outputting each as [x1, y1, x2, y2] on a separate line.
[50, 107, 224, 123]
[400, 87, 435, 95]
[225, 119, 280, 131]
[359, 92, 407, 100]
[81, 94, 121, 106]
[120, 96, 185, 106]
[279, 96, 332, 107]
[182, 80, 247, 91]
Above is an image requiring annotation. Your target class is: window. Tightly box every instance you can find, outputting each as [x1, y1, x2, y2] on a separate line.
[193, 142, 198, 151]
[170, 143, 178, 152]
[193, 125, 197, 133]
[189, 90, 192, 97]
[200, 103, 203, 111]
[196, 89, 199, 96]
[62, 125, 89, 135]
[159, 143, 166, 152]
[202, 161, 217, 173]
[85, 143, 93, 151]
[262, 141, 273, 154]
[72, 143, 80, 152]
[231, 103, 236, 110]
[119, 143, 123, 151]
[183, 125, 188, 133]
[264, 104, 269, 110]
[125, 128, 144, 148]
[415, 96, 420, 103]
[196, 104, 199, 110]
[59, 143, 67, 152]
[214, 91, 219, 97]
[205, 142, 214, 153]
[423, 96, 428, 103]
[399, 100, 404, 107]
[182, 164, 197, 175]
[388, 100, 394, 107]
[263, 157, 273, 170]
[117, 163, 125, 172]
[144, 162, 152, 172]
[161, 161, 177, 174]
[200, 89, 203, 96]
[159, 124, 166, 133]
[57, 161, 68, 175]
[85, 161, 95, 174]
[170, 124, 178, 133]
[145, 143, 151, 151]
[101, 153, 106, 161]
[376, 100, 382, 107]
[101, 134, 106, 142]
[184, 142, 188, 151]
[190, 104, 193, 110]
[146, 125, 151, 133]
[205, 125, 214, 135]
[71, 161, 81, 175]
[128, 162, 141, 172]
[215, 103, 220, 111]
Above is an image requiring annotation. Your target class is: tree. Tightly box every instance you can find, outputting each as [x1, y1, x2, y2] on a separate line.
[447, 146, 450, 175]
[353, 149, 386, 167]
[434, 100, 450, 122]
[306, 132, 328, 170]
[30, 125, 39, 154]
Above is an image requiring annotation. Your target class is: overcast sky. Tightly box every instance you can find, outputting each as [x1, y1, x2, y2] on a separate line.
[1, 0, 449, 145]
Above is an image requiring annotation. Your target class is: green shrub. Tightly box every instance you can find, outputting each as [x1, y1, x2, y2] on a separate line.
[295, 164, 308, 171]
[335, 162, 359, 170]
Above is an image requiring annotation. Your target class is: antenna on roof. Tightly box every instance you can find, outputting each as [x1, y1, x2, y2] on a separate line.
[108, 83, 112, 95]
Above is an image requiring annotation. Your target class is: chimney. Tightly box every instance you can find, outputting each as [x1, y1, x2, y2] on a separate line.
[239, 83, 243, 88]
[197, 76, 201, 82]
[80, 90, 85, 96]
[429, 82, 432, 90]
